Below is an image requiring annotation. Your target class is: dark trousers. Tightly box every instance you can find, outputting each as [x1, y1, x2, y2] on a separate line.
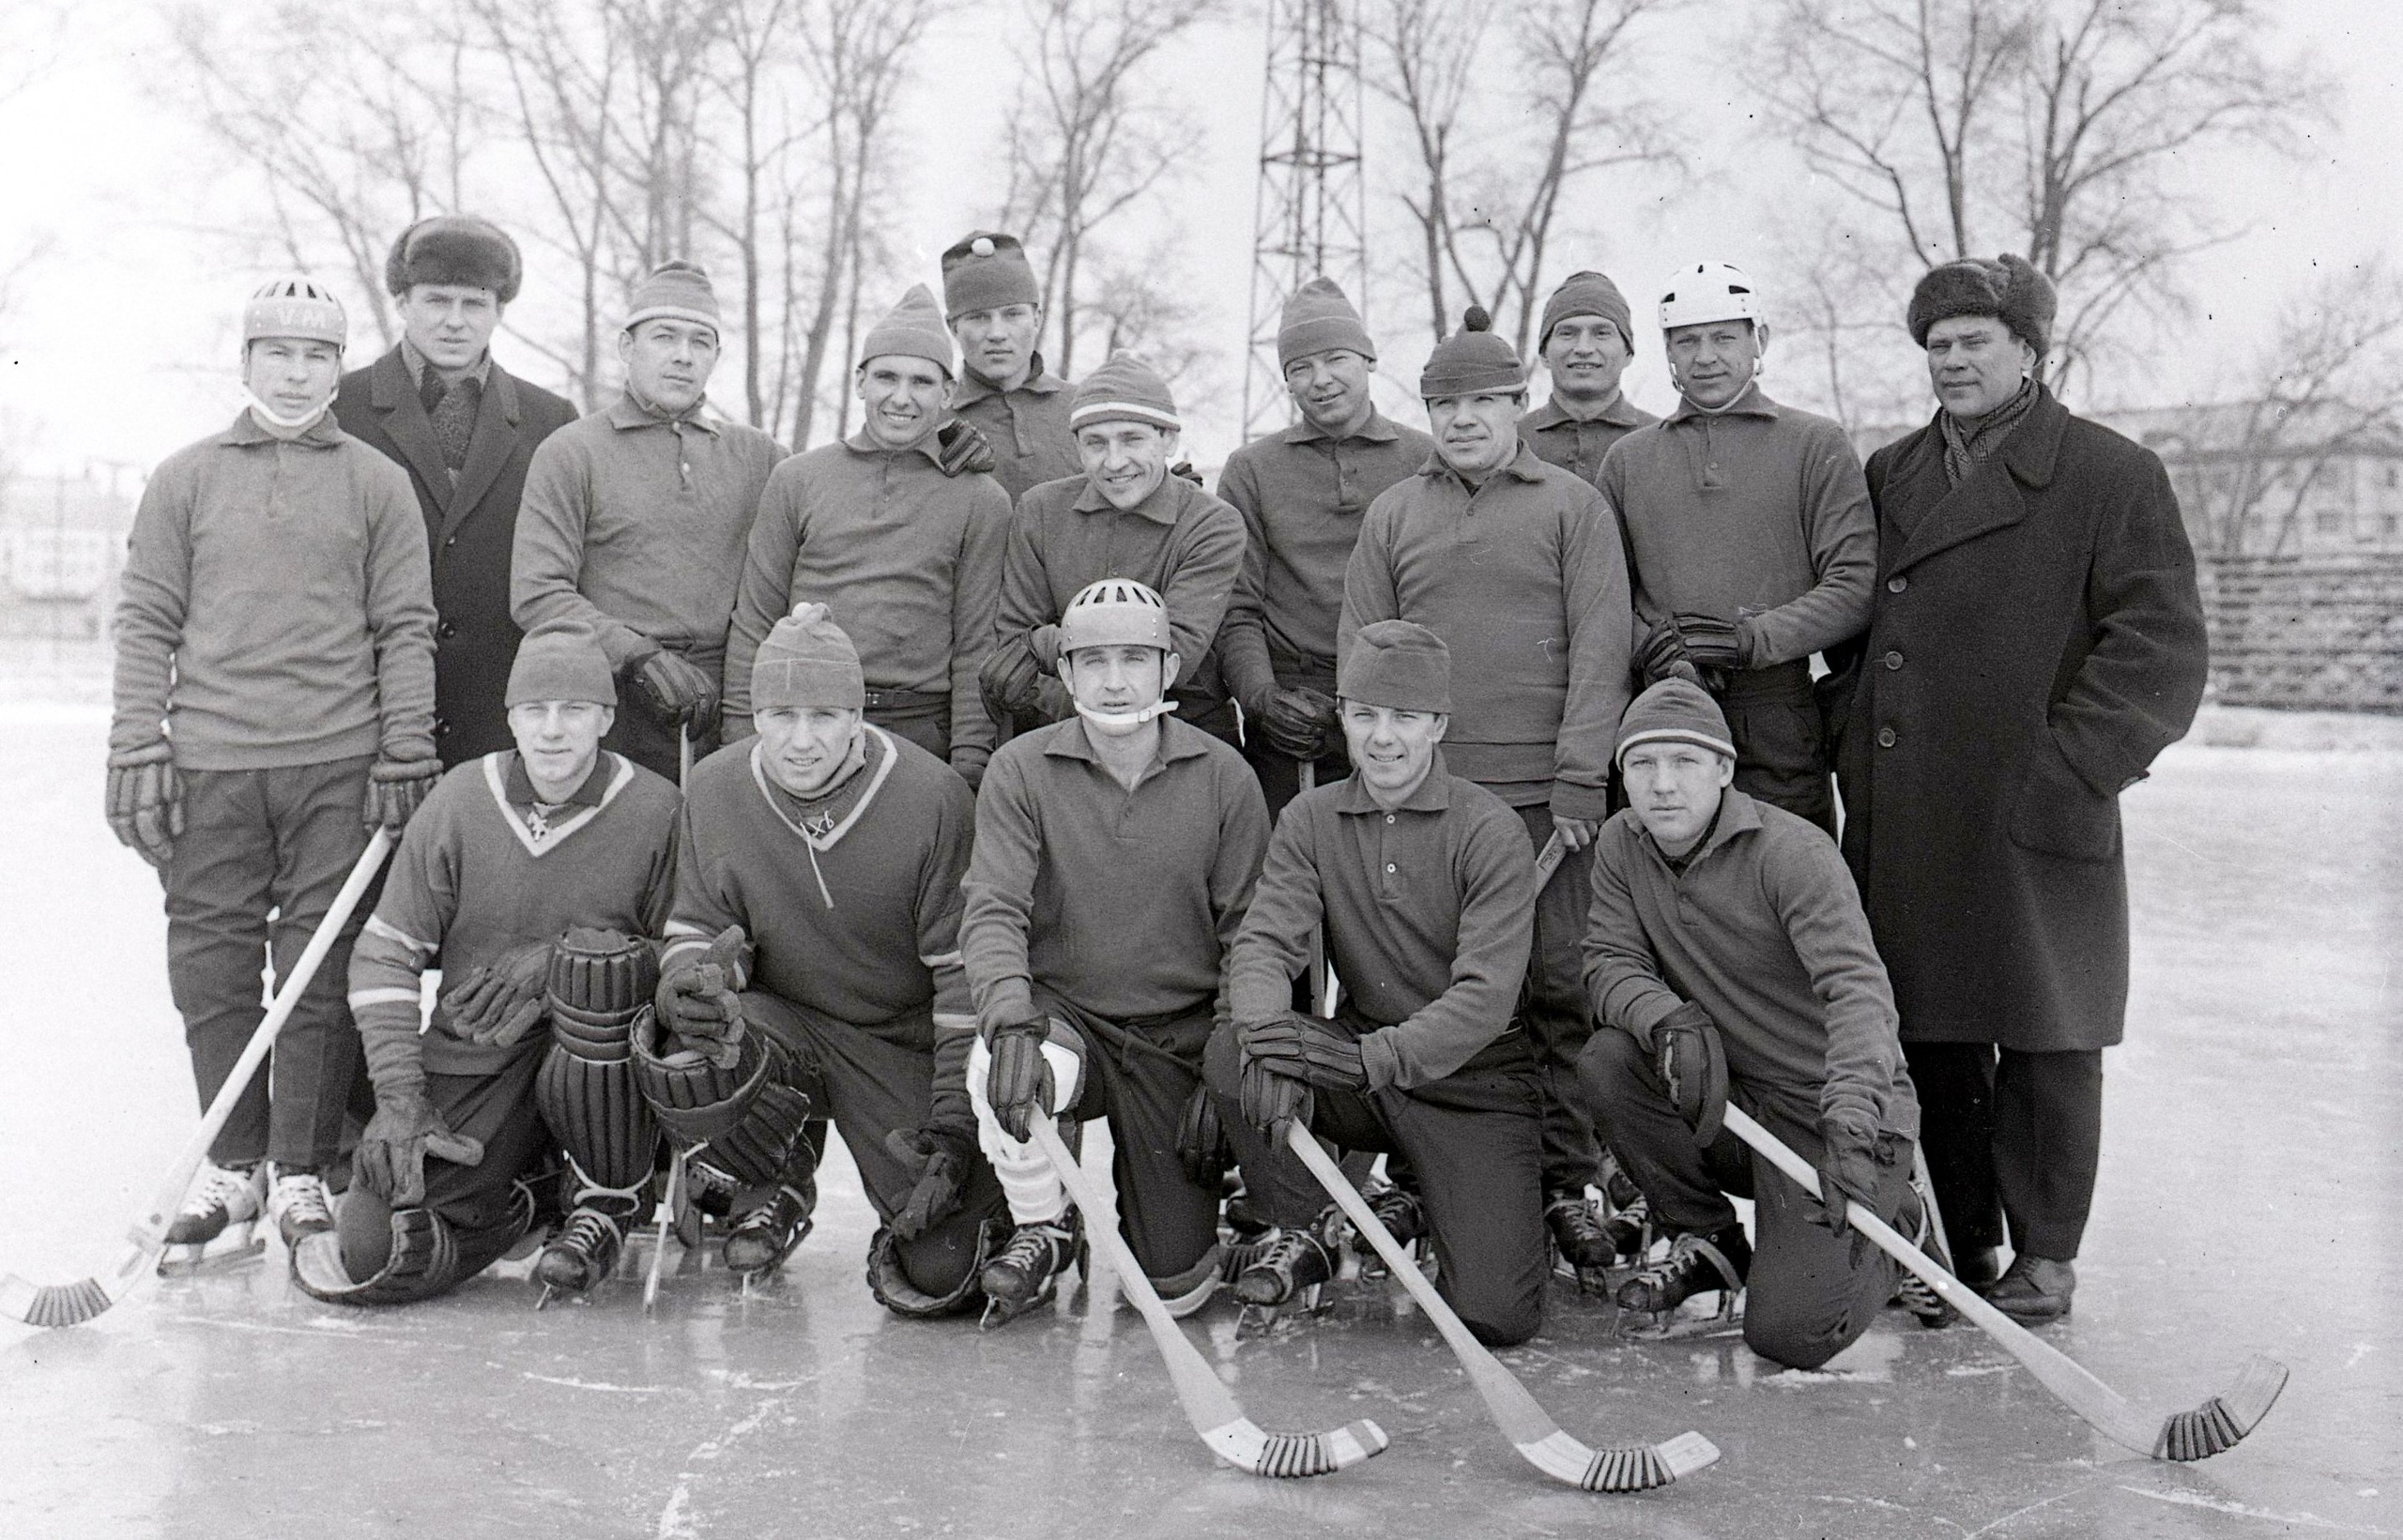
[165, 756, 375, 1170]
[1510, 800, 1603, 1199]
[1905, 1041, 2103, 1262]
[605, 699, 721, 785]
[1580, 1029, 1904, 1370]
[1047, 997, 1223, 1289]
[1241, 735, 1352, 829]
[744, 993, 1008, 1302]
[1207, 1028, 1548, 1347]
[339, 1047, 554, 1283]
[865, 693, 950, 763]
[1718, 662, 1836, 837]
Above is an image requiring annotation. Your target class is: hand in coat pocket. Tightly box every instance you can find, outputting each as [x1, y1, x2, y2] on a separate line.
[2006, 732, 2120, 861]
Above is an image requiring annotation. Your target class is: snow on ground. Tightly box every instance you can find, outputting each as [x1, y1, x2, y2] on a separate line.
[2, 705, 2398, 1538]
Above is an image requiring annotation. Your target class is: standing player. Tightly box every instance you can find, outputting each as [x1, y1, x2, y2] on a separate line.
[1207, 622, 1547, 1345]
[1519, 269, 1656, 488]
[645, 605, 1009, 1308]
[941, 230, 1078, 503]
[1599, 263, 1874, 834]
[1217, 278, 1434, 819]
[296, 624, 681, 1304]
[109, 276, 439, 1253]
[1339, 307, 1635, 1277]
[963, 580, 1270, 1323]
[513, 261, 787, 782]
[723, 284, 1011, 786]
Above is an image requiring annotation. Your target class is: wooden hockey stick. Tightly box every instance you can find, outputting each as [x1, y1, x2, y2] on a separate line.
[1532, 831, 1567, 886]
[678, 724, 694, 792]
[2, 829, 397, 1329]
[1282, 1121, 1720, 1491]
[1721, 1105, 2287, 1461]
[642, 1148, 683, 1313]
[1299, 761, 1327, 1016]
[1026, 1117, 1387, 1477]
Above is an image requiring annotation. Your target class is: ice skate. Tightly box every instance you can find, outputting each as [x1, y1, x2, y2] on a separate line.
[1615, 1227, 1749, 1338]
[1546, 1190, 1619, 1292]
[158, 1161, 268, 1273]
[535, 1204, 632, 1301]
[1233, 1222, 1334, 1334]
[1344, 1182, 1426, 1282]
[1890, 1187, 1956, 1328]
[266, 1166, 335, 1247]
[721, 1181, 814, 1283]
[978, 1211, 1082, 1328]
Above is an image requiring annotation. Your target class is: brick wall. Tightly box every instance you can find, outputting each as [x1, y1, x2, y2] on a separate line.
[2202, 554, 2403, 712]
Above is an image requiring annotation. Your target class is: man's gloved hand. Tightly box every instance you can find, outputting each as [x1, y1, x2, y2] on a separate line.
[1258, 685, 1338, 761]
[1237, 1049, 1313, 1135]
[1176, 1080, 1230, 1187]
[1634, 618, 1702, 688]
[1675, 612, 1745, 673]
[1813, 1105, 1885, 1241]
[984, 1014, 1055, 1142]
[365, 752, 442, 833]
[1240, 1012, 1367, 1092]
[654, 926, 749, 1068]
[883, 1124, 973, 1240]
[1654, 999, 1728, 1142]
[106, 740, 182, 869]
[1029, 623, 1064, 672]
[629, 648, 721, 730]
[1169, 460, 1203, 487]
[979, 643, 1050, 722]
[439, 939, 556, 1046]
[356, 1090, 484, 1206]
[934, 419, 998, 478]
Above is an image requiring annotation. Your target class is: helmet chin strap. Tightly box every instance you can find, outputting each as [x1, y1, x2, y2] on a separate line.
[1074, 697, 1178, 729]
[245, 389, 329, 433]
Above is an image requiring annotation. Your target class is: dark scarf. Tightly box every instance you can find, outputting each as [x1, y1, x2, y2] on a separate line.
[418, 369, 483, 474]
[1939, 377, 2036, 487]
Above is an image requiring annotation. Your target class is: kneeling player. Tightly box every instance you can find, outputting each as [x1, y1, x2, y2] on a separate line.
[298, 625, 681, 1304]
[1207, 621, 1547, 1347]
[641, 604, 1008, 1311]
[1580, 679, 1936, 1368]
[963, 579, 1270, 1323]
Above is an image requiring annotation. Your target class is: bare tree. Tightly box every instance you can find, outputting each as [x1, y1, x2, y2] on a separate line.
[1369, 0, 1493, 340]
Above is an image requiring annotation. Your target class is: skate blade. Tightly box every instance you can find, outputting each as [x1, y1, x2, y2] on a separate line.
[157, 1226, 267, 1275]
[1234, 1283, 1325, 1337]
[1617, 1291, 1744, 1341]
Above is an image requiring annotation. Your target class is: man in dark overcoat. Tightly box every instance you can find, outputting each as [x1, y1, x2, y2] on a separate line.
[337, 216, 581, 767]
[1836, 254, 2207, 1324]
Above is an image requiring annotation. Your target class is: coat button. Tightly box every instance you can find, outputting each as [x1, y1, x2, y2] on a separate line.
[1876, 726, 1896, 748]
[1883, 649, 1903, 670]
[1385, 863, 1397, 874]
[437, 621, 458, 640]
[444, 535, 458, 547]
[1887, 575, 1907, 593]
[434, 719, 452, 738]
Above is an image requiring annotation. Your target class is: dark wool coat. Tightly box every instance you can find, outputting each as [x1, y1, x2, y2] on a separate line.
[336, 347, 580, 766]
[1836, 387, 2206, 1052]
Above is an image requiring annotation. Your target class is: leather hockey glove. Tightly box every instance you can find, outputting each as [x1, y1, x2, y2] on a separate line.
[1653, 999, 1729, 1143]
[934, 419, 998, 478]
[984, 1014, 1055, 1142]
[1813, 1105, 1886, 1243]
[106, 740, 182, 869]
[1634, 618, 1703, 688]
[440, 940, 556, 1047]
[654, 926, 750, 1069]
[364, 751, 442, 834]
[628, 647, 721, 730]
[1176, 1080, 1230, 1187]
[883, 1125, 973, 1240]
[1241, 1011, 1368, 1092]
[356, 1090, 484, 1207]
[1675, 612, 1746, 674]
[1169, 460, 1204, 487]
[978, 639, 1051, 722]
[1259, 685, 1338, 762]
[1237, 1047, 1313, 1135]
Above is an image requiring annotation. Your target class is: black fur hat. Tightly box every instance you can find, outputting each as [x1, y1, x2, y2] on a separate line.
[1906, 253, 2055, 356]
[385, 215, 522, 304]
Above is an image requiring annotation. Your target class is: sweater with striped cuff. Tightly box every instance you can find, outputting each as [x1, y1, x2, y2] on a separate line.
[665, 727, 979, 1136]
[345, 751, 682, 1082]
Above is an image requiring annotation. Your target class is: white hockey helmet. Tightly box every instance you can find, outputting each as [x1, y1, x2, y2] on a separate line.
[243, 275, 348, 349]
[1058, 577, 1171, 656]
[1658, 262, 1763, 333]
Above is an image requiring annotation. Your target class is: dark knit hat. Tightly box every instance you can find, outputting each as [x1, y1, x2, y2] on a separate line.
[1906, 254, 2057, 357]
[624, 260, 721, 336]
[1339, 620, 1451, 714]
[1278, 277, 1377, 369]
[753, 602, 865, 712]
[386, 215, 522, 304]
[1538, 269, 1631, 351]
[1417, 306, 1526, 399]
[506, 622, 616, 708]
[1615, 678, 1735, 767]
[860, 283, 955, 377]
[1070, 352, 1181, 433]
[941, 230, 1042, 318]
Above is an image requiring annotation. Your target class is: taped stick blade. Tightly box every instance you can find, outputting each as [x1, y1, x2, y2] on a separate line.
[2153, 1357, 2288, 1461]
[1, 1272, 114, 1329]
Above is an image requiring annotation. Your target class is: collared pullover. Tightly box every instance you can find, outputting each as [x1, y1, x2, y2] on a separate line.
[512, 394, 787, 672]
[961, 717, 1269, 1033]
[1520, 394, 1659, 489]
[1229, 760, 1535, 1090]
[112, 411, 436, 770]
[1216, 409, 1436, 706]
[1582, 789, 1916, 1135]
[988, 471, 1247, 720]
[1339, 443, 1633, 819]
[1598, 384, 1875, 666]
[949, 358, 1079, 503]
[722, 431, 1011, 755]
[346, 750, 681, 1079]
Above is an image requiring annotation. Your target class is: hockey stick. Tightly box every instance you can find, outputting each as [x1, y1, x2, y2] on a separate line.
[1721, 1105, 2287, 1461]
[642, 1148, 683, 1313]
[1299, 761, 1327, 1016]
[1282, 1121, 1719, 1491]
[678, 724, 693, 792]
[1532, 830, 1566, 886]
[2, 828, 397, 1329]
[1026, 1116, 1387, 1477]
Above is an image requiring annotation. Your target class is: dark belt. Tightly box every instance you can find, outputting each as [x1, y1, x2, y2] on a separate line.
[1713, 658, 1814, 707]
[864, 687, 947, 710]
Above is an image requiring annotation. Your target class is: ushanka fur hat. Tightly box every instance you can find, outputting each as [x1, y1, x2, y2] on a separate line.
[386, 215, 523, 304]
[1906, 253, 2057, 357]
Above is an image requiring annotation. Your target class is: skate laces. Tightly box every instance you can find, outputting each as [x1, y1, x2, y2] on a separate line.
[1628, 1230, 1742, 1300]
[269, 1170, 331, 1227]
[993, 1217, 1073, 1275]
[1248, 1226, 1330, 1276]
[182, 1163, 258, 1217]
[558, 1207, 626, 1256]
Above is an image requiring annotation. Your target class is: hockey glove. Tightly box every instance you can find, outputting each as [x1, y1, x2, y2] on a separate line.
[1237, 1050, 1312, 1135]
[105, 740, 182, 869]
[1653, 1000, 1729, 1143]
[356, 1090, 485, 1207]
[1169, 460, 1203, 487]
[1675, 612, 1745, 674]
[984, 1014, 1055, 1142]
[1634, 618, 1703, 688]
[934, 419, 998, 478]
[628, 647, 721, 730]
[1241, 1011, 1368, 1092]
[978, 639, 1051, 723]
[883, 1125, 973, 1240]
[1176, 1080, 1231, 1188]
[1259, 685, 1339, 762]
[1812, 1105, 1886, 1243]
[440, 940, 556, 1047]
[654, 926, 751, 1070]
[364, 752, 442, 833]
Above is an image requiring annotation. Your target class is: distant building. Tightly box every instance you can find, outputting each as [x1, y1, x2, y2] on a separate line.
[0, 469, 136, 640]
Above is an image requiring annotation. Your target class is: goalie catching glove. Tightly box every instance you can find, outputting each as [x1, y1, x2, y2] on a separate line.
[105, 740, 182, 869]
[655, 925, 752, 1069]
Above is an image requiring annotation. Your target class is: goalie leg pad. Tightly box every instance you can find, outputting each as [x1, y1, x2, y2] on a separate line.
[294, 1202, 462, 1306]
[537, 1041, 659, 1192]
[545, 928, 660, 1059]
[867, 1215, 1004, 1319]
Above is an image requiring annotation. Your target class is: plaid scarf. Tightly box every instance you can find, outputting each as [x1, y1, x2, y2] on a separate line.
[1939, 377, 2036, 487]
[418, 369, 482, 474]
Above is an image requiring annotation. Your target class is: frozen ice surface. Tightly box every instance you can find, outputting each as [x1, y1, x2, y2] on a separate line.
[3, 706, 2398, 1538]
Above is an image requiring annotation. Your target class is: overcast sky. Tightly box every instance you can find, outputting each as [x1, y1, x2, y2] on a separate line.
[2, 0, 2397, 487]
